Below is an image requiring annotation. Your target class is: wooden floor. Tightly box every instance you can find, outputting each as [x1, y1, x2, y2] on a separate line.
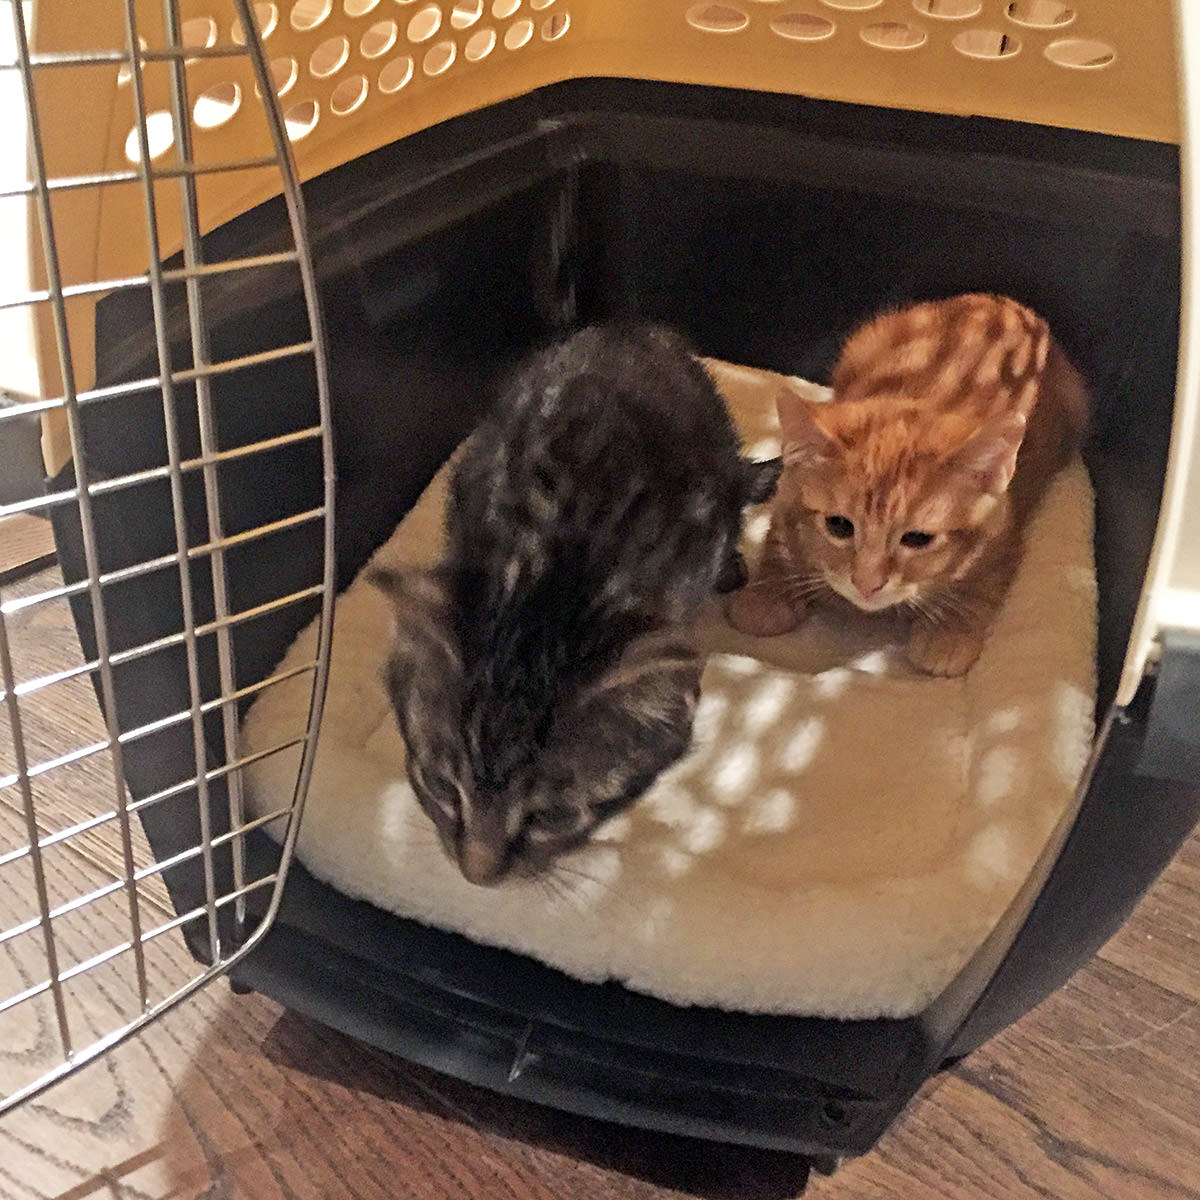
[2, 559, 1199, 1200]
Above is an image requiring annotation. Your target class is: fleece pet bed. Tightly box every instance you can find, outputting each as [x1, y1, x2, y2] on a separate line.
[242, 358, 1097, 1019]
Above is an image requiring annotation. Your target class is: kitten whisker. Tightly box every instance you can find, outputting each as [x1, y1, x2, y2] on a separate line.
[777, 573, 829, 606]
[905, 595, 940, 625]
[782, 579, 826, 596]
[538, 871, 593, 919]
[551, 859, 641, 917]
[535, 874, 568, 907]
[778, 570, 825, 589]
[922, 589, 975, 624]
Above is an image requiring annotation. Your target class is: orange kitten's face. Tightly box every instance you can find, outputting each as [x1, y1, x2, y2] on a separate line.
[775, 389, 1023, 613]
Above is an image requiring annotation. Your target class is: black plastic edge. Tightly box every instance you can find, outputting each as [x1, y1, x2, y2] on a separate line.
[228, 920, 905, 1156]
[1138, 631, 1200, 783]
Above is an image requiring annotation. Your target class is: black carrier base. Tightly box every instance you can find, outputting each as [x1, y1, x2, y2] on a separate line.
[51, 80, 1198, 1157]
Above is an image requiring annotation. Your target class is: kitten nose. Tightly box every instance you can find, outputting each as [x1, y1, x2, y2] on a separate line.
[458, 837, 505, 886]
[851, 567, 889, 599]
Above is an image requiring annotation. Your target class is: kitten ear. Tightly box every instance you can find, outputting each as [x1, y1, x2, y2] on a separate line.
[367, 562, 438, 604]
[776, 387, 835, 468]
[945, 413, 1027, 495]
[740, 456, 783, 505]
[368, 565, 464, 715]
[369, 565, 454, 638]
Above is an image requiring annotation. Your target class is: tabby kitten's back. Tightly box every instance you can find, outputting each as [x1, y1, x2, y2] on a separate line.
[727, 293, 1089, 676]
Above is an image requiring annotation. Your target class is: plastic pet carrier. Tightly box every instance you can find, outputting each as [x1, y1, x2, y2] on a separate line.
[1, 0, 1198, 1168]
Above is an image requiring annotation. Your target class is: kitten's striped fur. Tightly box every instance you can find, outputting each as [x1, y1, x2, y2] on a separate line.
[727, 294, 1089, 675]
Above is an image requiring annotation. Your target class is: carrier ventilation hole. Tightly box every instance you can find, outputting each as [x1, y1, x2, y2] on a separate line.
[912, 0, 980, 17]
[232, 3, 279, 42]
[407, 5, 442, 40]
[124, 111, 175, 162]
[193, 81, 241, 128]
[361, 18, 398, 55]
[464, 26, 496, 57]
[377, 54, 415, 90]
[530, 0, 555, 8]
[424, 38, 456, 71]
[1006, 0, 1072, 26]
[452, 0, 483, 27]
[861, 21, 926, 49]
[952, 27, 1019, 57]
[117, 36, 148, 85]
[493, 0, 521, 16]
[284, 98, 319, 138]
[330, 72, 369, 112]
[685, 4, 750, 33]
[542, 11, 568, 38]
[344, 0, 380, 14]
[819, 0, 881, 10]
[310, 34, 350, 75]
[770, 13, 834, 40]
[270, 55, 299, 93]
[181, 16, 217, 50]
[504, 18, 533, 48]
[291, 0, 332, 30]
[1044, 36, 1114, 67]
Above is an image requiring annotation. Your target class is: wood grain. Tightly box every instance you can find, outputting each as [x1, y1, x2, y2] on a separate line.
[2, 562, 1199, 1200]
[0, 514, 55, 582]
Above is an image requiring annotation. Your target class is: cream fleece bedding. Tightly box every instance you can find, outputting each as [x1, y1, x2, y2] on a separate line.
[242, 358, 1097, 1018]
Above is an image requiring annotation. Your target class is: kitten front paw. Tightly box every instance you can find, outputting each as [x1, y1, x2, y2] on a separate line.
[725, 587, 801, 637]
[906, 626, 984, 677]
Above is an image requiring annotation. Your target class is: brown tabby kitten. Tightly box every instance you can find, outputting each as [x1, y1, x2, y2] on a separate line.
[373, 324, 780, 885]
[726, 294, 1089, 676]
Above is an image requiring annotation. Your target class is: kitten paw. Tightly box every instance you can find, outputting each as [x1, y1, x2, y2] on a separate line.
[906, 626, 983, 677]
[725, 587, 801, 637]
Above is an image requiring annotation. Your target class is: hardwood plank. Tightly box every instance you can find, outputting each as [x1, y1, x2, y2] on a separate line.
[0, 514, 55, 582]
[1099, 835, 1200, 1003]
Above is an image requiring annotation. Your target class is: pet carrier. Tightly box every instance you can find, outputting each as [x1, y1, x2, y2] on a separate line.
[1, 0, 1197, 1167]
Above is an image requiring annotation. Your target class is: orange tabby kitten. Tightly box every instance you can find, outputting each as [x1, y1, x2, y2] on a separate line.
[726, 293, 1089, 676]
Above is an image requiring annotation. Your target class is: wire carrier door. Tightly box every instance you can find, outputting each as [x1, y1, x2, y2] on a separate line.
[0, 0, 334, 1115]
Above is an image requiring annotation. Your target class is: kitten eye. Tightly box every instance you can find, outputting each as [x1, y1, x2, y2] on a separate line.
[824, 515, 855, 540]
[523, 807, 574, 834]
[900, 530, 935, 549]
[590, 796, 631, 824]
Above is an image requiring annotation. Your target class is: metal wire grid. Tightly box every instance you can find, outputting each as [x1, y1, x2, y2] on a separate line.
[0, 0, 334, 1114]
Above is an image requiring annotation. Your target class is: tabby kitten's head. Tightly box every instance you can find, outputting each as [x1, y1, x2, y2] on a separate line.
[774, 386, 1025, 613]
[371, 566, 701, 885]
